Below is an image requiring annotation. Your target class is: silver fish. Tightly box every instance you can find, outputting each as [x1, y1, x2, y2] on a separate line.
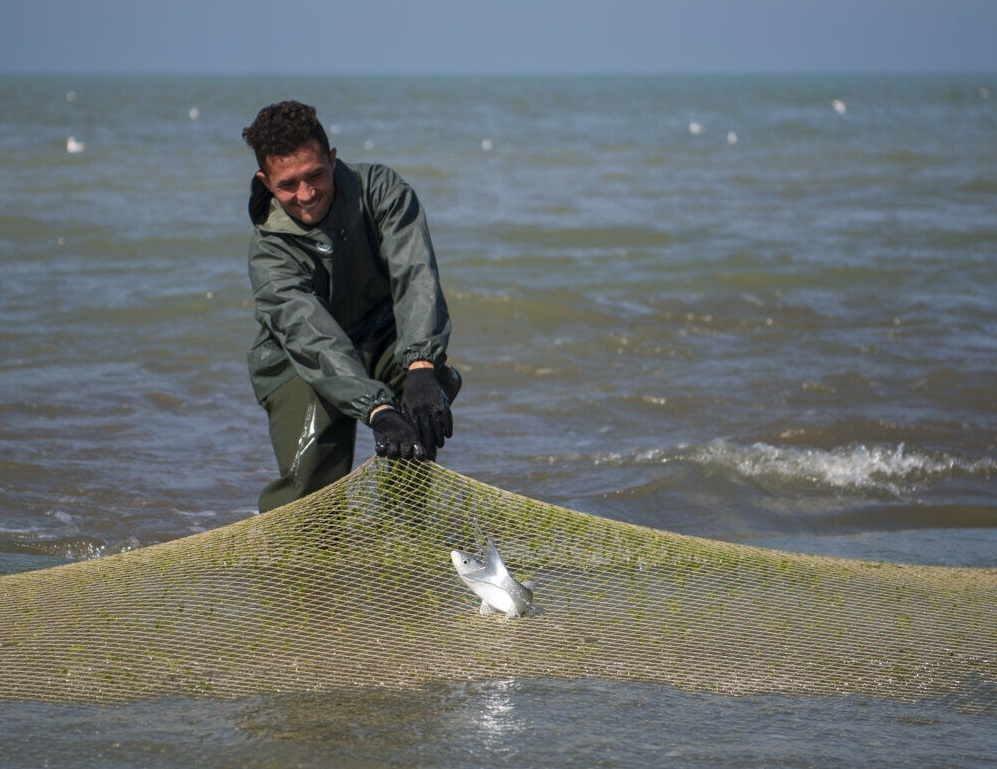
[450, 536, 535, 618]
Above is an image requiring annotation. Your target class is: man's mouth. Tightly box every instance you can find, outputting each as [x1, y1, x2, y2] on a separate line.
[296, 200, 323, 216]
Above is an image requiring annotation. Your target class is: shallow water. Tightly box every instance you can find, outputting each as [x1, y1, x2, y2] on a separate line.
[1, 74, 995, 764]
[2, 681, 995, 769]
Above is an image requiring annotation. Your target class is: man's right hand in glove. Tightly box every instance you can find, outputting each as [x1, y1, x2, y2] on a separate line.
[370, 406, 427, 461]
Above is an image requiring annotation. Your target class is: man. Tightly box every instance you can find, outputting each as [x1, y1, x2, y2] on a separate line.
[242, 101, 460, 513]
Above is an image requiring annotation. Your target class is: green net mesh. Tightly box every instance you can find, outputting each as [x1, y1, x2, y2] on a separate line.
[1, 458, 993, 710]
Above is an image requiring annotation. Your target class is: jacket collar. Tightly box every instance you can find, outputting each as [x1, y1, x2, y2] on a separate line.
[248, 175, 273, 227]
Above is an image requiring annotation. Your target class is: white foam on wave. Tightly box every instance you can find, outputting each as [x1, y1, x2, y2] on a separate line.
[592, 441, 993, 495]
[686, 441, 994, 494]
[593, 447, 672, 467]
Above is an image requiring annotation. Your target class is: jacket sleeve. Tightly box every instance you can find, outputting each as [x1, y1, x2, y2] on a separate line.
[365, 166, 451, 368]
[248, 235, 396, 423]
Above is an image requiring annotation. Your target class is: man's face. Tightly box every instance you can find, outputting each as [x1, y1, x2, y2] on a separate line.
[258, 140, 336, 227]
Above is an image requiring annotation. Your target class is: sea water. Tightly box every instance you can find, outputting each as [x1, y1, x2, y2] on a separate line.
[0, 74, 994, 767]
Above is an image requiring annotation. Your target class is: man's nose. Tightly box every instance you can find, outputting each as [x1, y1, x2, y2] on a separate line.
[297, 182, 316, 200]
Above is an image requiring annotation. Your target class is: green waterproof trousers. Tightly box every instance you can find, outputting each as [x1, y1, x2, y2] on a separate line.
[257, 342, 460, 513]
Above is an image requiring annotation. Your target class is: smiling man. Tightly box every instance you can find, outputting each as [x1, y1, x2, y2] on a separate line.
[242, 101, 460, 512]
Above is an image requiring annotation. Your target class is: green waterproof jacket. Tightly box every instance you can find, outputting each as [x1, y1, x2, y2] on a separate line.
[246, 160, 451, 423]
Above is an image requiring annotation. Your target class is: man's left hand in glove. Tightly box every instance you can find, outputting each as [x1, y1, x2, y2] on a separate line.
[400, 363, 454, 459]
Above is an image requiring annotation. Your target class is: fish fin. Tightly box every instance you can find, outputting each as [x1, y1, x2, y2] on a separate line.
[472, 518, 486, 550]
[479, 600, 498, 616]
[484, 537, 509, 574]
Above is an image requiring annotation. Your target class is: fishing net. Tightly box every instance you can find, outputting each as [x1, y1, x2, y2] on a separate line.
[1, 457, 993, 711]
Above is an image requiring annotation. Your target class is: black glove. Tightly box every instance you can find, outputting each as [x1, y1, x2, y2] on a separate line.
[370, 408, 426, 461]
[401, 368, 454, 457]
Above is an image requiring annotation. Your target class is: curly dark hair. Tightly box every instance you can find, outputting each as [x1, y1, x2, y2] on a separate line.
[242, 101, 331, 171]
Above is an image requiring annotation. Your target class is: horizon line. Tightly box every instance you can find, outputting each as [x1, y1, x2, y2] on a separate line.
[2, 68, 996, 79]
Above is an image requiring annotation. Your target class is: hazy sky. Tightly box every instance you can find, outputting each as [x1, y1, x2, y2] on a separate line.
[2, 0, 996, 76]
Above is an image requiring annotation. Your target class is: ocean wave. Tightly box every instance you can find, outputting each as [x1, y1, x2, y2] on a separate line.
[590, 440, 994, 493]
[0, 533, 122, 563]
[682, 441, 994, 495]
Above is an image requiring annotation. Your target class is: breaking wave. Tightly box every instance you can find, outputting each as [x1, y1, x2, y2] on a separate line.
[683, 441, 994, 495]
[593, 441, 994, 497]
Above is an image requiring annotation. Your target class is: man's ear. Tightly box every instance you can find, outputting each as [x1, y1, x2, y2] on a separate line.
[255, 169, 271, 192]
[329, 148, 337, 166]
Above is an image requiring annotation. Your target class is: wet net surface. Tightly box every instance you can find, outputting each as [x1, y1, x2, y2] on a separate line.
[1, 458, 993, 711]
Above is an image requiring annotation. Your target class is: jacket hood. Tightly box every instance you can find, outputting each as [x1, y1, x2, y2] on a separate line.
[249, 175, 272, 226]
